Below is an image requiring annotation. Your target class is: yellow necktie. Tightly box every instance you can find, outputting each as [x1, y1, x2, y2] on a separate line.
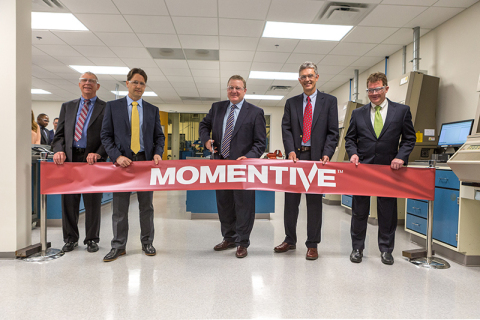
[131, 101, 140, 154]
[374, 105, 383, 138]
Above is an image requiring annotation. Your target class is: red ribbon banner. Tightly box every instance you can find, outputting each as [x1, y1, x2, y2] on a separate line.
[40, 159, 435, 200]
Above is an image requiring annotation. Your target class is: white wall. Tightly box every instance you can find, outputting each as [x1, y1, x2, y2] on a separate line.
[330, 1, 480, 130]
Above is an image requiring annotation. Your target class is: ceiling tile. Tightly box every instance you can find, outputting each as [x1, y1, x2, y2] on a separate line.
[61, 0, 120, 13]
[319, 55, 360, 66]
[219, 0, 270, 20]
[137, 34, 181, 48]
[41, 65, 79, 74]
[110, 47, 151, 59]
[380, 0, 436, 5]
[32, 66, 58, 79]
[178, 35, 219, 49]
[124, 15, 176, 34]
[165, 0, 217, 17]
[55, 56, 95, 65]
[219, 19, 265, 37]
[32, 31, 65, 45]
[220, 69, 250, 78]
[112, 0, 169, 15]
[281, 64, 301, 72]
[175, 88, 199, 97]
[89, 57, 127, 66]
[245, 79, 274, 87]
[349, 56, 384, 67]
[72, 45, 117, 58]
[172, 17, 218, 35]
[155, 59, 189, 69]
[220, 62, 252, 70]
[250, 62, 284, 72]
[121, 58, 159, 68]
[286, 53, 325, 65]
[32, 55, 64, 67]
[195, 82, 220, 90]
[96, 33, 144, 47]
[342, 26, 398, 44]
[434, 0, 479, 7]
[167, 75, 195, 83]
[359, 5, 428, 27]
[293, 40, 338, 54]
[403, 7, 464, 29]
[147, 81, 173, 90]
[381, 27, 430, 45]
[256, 38, 300, 53]
[76, 14, 133, 33]
[188, 61, 219, 70]
[34, 45, 82, 57]
[364, 44, 402, 57]
[329, 43, 376, 56]
[194, 77, 221, 85]
[339, 66, 369, 76]
[220, 50, 256, 62]
[266, 0, 326, 23]
[162, 68, 192, 76]
[52, 31, 104, 46]
[219, 36, 259, 51]
[32, 47, 48, 56]
[254, 51, 290, 63]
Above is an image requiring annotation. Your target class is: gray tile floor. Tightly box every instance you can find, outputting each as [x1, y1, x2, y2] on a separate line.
[1, 191, 480, 319]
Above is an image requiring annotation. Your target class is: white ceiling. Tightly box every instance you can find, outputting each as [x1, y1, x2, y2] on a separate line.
[31, 0, 479, 107]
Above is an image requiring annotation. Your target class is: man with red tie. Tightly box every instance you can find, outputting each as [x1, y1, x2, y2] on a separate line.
[274, 62, 339, 260]
[52, 72, 107, 253]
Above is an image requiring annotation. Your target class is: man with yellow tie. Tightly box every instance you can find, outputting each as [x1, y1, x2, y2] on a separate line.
[101, 68, 165, 262]
[345, 72, 416, 265]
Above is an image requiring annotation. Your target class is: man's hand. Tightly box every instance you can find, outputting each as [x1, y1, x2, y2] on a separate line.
[116, 155, 132, 168]
[236, 156, 247, 160]
[321, 155, 330, 165]
[53, 151, 66, 165]
[153, 154, 162, 165]
[391, 158, 404, 170]
[86, 153, 101, 165]
[288, 151, 298, 163]
[205, 139, 215, 153]
[350, 154, 359, 166]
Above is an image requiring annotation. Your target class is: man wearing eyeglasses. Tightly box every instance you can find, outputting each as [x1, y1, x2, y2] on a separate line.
[274, 61, 339, 260]
[199, 75, 266, 258]
[52, 72, 107, 253]
[345, 72, 415, 265]
[101, 68, 165, 262]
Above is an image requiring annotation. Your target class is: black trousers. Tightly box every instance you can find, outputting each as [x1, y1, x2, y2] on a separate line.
[62, 150, 102, 244]
[283, 150, 323, 248]
[351, 195, 397, 253]
[110, 152, 155, 249]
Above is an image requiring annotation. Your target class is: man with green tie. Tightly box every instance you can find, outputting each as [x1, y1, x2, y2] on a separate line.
[101, 68, 165, 262]
[345, 72, 416, 265]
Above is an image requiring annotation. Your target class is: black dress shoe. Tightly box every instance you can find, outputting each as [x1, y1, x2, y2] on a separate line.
[62, 242, 78, 252]
[86, 240, 99, 253]
[103, 248, 126, 262]
[142, 244, 156, 256]
[350, 249, 363, 263]
[381, 252, 394, 265]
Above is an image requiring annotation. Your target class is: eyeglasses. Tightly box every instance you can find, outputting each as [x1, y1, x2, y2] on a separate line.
[227, 86, 245, 92]
[130, 80, 146, 87]
[366, 86, 385, 94]
[79, 78, 98, 84]
[299, 74, 316, 81]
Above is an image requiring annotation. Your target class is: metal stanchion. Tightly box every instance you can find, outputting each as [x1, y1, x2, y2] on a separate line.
[409, 159, 450, 269]
[23, 152, 64, 262]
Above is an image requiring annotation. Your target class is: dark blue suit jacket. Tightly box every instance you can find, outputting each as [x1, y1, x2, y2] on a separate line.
[345, 98, 416, 165]
[282, 90, 339, 161]
[199, 100, 266, 159]
[101, 97, 165, 162]
[49, 129, 55, 143]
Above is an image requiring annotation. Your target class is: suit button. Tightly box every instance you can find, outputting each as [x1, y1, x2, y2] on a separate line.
[300, 135, 302, 138]
[297, 148, 300, 151]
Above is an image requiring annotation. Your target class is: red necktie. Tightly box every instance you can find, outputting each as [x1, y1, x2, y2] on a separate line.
[74, 99, 90, 141]
[302, 96, 312, 143]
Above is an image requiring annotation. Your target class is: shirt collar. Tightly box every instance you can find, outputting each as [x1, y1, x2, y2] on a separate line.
[80, 96, 97, 105]
[303, 90, 317, 102]
[229, 99, 244, 109]
[371, 98, 388, 109]
[126, 95, 143, 108]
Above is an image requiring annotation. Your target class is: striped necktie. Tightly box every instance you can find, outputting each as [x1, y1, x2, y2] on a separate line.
[221, 105, 237, 159]
[74, 99, 90, 142]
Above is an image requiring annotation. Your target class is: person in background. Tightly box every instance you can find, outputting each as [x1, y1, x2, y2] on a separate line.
[37, 113, 50, 145]
[31, 110, 41, 144]
[49, 117, 58, 142]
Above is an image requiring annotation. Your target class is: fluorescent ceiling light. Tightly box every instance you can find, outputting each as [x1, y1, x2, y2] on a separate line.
[70, 65, 130, 75]
[111, 91, 158, 97]
[245, 94, 283, 101]
[249, 71, 298, 81]
[32, 12, 88, 31]
[262, 21, 352, 41]
[31, 89, 51, 94]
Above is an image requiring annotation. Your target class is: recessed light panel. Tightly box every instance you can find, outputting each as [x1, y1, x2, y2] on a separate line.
[111, 91, 158, 97]
[70, 65, 130, 75]
[31, 89, 51, 94]
[32, 12, 88, 31]
[249, 71, 298, 81]
[262, 21, 352, 41]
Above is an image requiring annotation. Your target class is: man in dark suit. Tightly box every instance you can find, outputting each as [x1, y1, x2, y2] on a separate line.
[52, 72, 107, 253]
[345, 72, 416, 265]
[37, 113, 51, 145]
[199, 75, 266, 258]
[101, 68, 165, 262]
[274, 61, 339, 260]
[49, 117, 58, 143]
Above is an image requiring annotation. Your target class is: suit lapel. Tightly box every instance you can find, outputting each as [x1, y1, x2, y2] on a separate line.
[296, 94, 304, 130]
[66, 99, 81, 141]
[87, 99, 104, 130]
[232, 100, 249, 138]
[378, 99, 396, 139]
[311, 90, 324, 129]
[362, 104, 377, 138]
[216, 101, 229, 139]
[122, 97, 131, 132]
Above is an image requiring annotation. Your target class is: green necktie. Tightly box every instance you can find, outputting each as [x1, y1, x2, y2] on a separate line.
[374, 105, 383, 138]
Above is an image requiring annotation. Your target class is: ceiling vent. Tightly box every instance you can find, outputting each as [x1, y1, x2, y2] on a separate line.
[268, 85, 293, 92]
[32, 0, 68, 12]
[314, 2, 376, 26]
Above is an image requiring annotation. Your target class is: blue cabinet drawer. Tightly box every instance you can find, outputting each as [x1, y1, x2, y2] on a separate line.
[406, 199, 428, 219]
[435, 170, 460, 190]
[406, 213, 427, 235]
[433, 188, 459, 247]
[342, 195, 352, 208]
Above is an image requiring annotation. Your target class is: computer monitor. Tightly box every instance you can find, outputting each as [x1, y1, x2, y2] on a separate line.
[438, 119, 474, 148]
